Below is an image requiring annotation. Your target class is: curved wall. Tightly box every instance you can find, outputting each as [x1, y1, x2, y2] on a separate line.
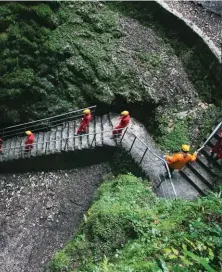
[147, 1, 221, 86]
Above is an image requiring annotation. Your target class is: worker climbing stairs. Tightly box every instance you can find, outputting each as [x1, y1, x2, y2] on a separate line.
[0, 106, 221, 200]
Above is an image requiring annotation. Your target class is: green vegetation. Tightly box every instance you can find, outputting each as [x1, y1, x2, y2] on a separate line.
[47, 174, 222, 271]
[0, 2, 121, 125]
[110, 148, 144, 177]
[0, 1, 220, 152]
[157, 120, 189, 152]
[137, 53, 162, 70]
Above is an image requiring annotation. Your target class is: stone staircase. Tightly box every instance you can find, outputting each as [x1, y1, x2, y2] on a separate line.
[0, 114, 116, 162]
[179, 123, 222, 197]
[0, 109, 221, 200]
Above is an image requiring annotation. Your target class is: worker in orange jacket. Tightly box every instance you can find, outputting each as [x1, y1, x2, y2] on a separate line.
[25, 131, 35, 152]
[77, 108, 92, 134]
[112, 111, 130, 138]
[164, 144, 197, 176]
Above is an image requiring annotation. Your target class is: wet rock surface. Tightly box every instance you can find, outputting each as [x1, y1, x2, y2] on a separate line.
[0, 163, 110, 272]
[197, 1, 222, 16]
[164, 0, 221, 50]
[115, 16, 199, 110]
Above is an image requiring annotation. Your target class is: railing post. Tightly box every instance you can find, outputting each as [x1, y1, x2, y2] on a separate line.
[45, 142, 48, 154]
[64, 138, 68, 151]
[91, 134, 96, 147]
[129, 135, 136, 152]
[139, 147, 148, 164]
[120, 127, 128, 144]
[20, 145, 23, 158]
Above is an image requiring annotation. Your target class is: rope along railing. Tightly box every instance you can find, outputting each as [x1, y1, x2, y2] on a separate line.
[0, 105, 97, 140]
[120, 127, 177, 198]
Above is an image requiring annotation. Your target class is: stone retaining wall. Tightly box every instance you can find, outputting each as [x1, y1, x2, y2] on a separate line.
[0, 146, 117, 173]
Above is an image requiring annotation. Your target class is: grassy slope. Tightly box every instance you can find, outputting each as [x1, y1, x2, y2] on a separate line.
[47, 174, 222, 272]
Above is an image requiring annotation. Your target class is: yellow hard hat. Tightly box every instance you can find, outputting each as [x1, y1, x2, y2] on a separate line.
[181, 144, 190, 152]
[121, 111, 129, 116]
[25, 131, 32, 135]
[83, 108, 90, 114]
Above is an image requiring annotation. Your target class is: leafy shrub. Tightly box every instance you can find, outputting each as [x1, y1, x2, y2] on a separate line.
[34, 4, 53, 20]
[47, 175, 222, 272]
[158, 120, 189, 152]
[0, 68, 34, 88]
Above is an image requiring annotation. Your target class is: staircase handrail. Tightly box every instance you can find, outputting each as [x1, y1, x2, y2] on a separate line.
[1, 124, 176, 198]
[0, 105, 97, 139]
[2, 128, 129, 154]
[124, 129, 177, 198]
[197, 121, 222, 153]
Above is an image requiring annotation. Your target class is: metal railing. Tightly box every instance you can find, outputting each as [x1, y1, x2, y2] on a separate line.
[120, 127, 177, 198]
[0, 105, 97, 140]
[0, 124, 176, 198]
[197, 121, 222, 153]
[0, 130, 105, 159]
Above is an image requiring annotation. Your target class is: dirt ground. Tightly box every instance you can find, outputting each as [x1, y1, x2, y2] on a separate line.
[0, 163, 110, 272]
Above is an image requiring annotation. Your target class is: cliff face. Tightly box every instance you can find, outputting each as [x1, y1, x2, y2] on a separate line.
[197, 1, 222, 15]
[0, 2, 220, 146]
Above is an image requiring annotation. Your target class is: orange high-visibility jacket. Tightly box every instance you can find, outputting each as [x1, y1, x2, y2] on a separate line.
[165, 152, 197, 170]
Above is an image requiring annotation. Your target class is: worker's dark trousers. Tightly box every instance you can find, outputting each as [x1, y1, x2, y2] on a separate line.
[210, 152, 220, 161]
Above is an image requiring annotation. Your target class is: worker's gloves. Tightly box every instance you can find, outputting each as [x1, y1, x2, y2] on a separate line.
[193, 151, 198, 156]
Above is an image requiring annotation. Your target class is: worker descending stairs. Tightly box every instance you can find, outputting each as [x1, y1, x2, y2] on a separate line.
[111, 111, 130, 138]
[210, 130, 222, 166]
[77, 108, 92, 135]
[25, 131, 35, 152]
[164, 145, 198, 177]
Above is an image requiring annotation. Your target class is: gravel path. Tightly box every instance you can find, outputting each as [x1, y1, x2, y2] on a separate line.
[162, 0, 221, 50]
[0, 163, 110, 272]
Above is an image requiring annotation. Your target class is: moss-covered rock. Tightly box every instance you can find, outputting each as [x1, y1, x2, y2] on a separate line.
[0, 1, 220, 150]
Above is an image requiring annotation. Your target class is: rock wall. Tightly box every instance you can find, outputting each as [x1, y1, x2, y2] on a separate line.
[197, 1, 222, 15]
[0, 164, 111, 272]
[150, 1, 221, 85]
[0, 146, 117, 174]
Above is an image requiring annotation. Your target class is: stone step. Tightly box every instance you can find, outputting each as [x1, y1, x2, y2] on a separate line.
[9, 138, 18, 158]
[36, 132, 44, 155]
[87, 117, 95, 148]
[61, 125, 69, 151]
[201, 148, 221, 169]
[73, 120, 81, 150]
[95, 116, 102, 147]
[55, 128, 62, 153]
[49, 130, 56, 154]
[180, 167, 210, 195]
[67, 121, 74, 151]
[196, 153, 217, 176]
[45, 131, 52, 154]
[101, 114, 116, 147]
[186, 162, 214, 189]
